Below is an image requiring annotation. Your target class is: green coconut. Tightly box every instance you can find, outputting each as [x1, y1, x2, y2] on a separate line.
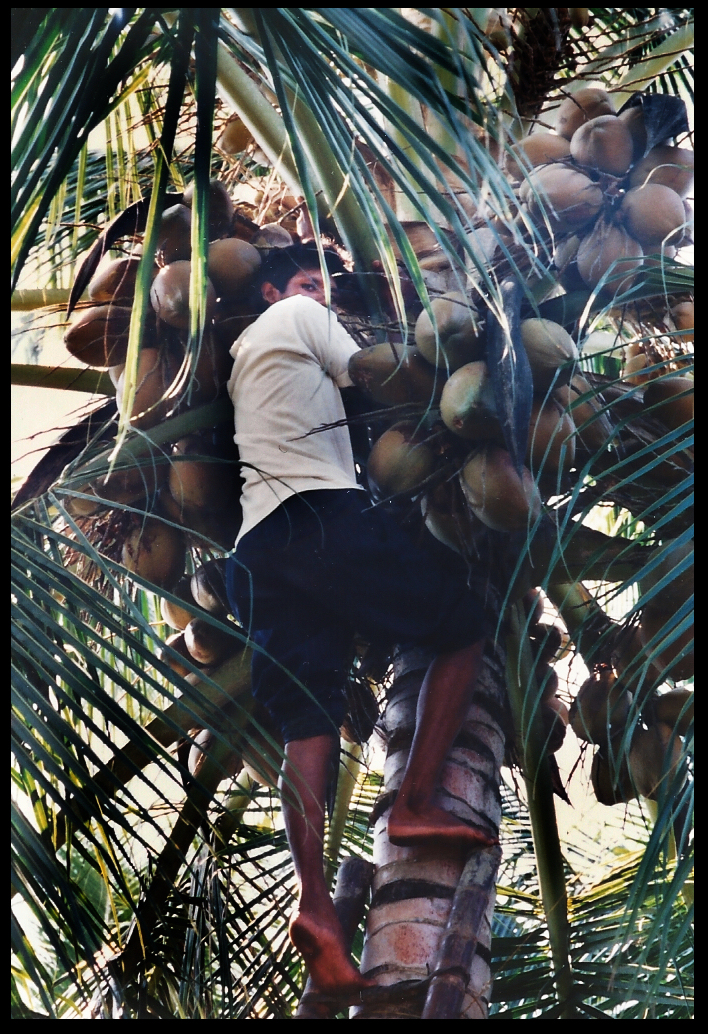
[460, 445, 541, 532]
[519, 318, 578, 390]
[367, 423, 437, 499]
[414, 292, 483, 372]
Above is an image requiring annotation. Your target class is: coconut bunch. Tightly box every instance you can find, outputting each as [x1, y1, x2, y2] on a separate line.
[62, 178, 304, 582]
[159, 557, 243, 673]
[350, 290, 588, 541]
[505, 89, 693, 297]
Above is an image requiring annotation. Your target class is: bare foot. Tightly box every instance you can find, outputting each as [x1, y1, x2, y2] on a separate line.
[290, 908, 374, 1004]
[387, 802, 498, 849]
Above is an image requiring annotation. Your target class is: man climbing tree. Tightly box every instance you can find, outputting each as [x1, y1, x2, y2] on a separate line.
[225, 243, 497, 1001]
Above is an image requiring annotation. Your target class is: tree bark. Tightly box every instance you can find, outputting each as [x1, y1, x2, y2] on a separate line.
[352, 630, 507, 1019]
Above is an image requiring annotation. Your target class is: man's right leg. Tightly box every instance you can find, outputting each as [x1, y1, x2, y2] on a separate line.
[281, 735, 373, 1000]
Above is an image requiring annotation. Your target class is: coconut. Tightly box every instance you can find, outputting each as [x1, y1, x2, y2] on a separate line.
[191, 558, 229, 616]
[88, 256, 145, 304]
[653, 688, 693, 737]
[556, 87, 615, 141]
[115, 346, 183, 430]
[639, 538, 693, 616]
[543, 696, 569, 754]
[251, 223, 293, 250]
[527, 397, 576, 476]
[569, 669, 632, 747]
[628, 722, 685, 800]
[186, 332, 235, 405]
[506, 133, 572, 181]
[150, 261, 217, 330]
[621, 183, 686, 249]
[639, 610, 694, 682]
[218, 116, 252, 154]
[161, 574, 200, 630]
[569, 8, 590, 30]
[64, 305, 134, 368]
[460, 445, 541, 532]
[555, 373, 613, 454]
[207, 238, 262, 298]
[629, 145, 694, 197]
[121, 516, 186, 589]
[168, 436, 235, 514]
[643, 375, 693, 432]
[520, 163, 603, 235]
[156, 204, 192, 265]
[94, 455, 168, 508]
[591, 749, 634, 805]
[576, 219, 644, 293]
[348, 341, 445, 407]
[670, 300, 694, 343]
[183, 617, 238, 667]
[439, 360, 500, 441]
[160, 631, 201, 677]
[183, 179, 234, 239]
[519, 318, 579, 390]
[367, 423, 437, 499]
[536, 664, 559, 702]
[422, 479, 479, 555]
[414, 292, 482, 372]
[570, 114, 634, 177]
[529, 622, 563, 667]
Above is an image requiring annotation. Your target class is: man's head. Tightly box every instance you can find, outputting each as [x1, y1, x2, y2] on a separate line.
[258, 243, 347, 309]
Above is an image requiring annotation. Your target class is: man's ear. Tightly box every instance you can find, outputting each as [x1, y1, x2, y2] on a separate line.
[261, 282, 282, 305]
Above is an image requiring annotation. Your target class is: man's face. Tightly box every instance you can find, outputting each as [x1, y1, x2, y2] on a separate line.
[261, 268, 337, 310]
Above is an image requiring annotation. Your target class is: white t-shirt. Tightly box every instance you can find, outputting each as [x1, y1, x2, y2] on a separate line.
[228, 294, 365, 544]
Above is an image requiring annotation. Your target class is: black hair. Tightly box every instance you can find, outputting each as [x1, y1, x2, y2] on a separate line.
[257, 242, 347, 292]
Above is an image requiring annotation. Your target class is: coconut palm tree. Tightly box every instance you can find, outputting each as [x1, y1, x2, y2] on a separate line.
[12, 8, 693, 1019]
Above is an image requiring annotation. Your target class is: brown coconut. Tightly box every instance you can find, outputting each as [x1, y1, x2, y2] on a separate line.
[556, 87, 615, 141]
[348, 341, 445, 407]
[639, 610, 693, 682]
[543, 696, 569, 754]
[460, 445, 542, 533]
[591, 749, 635, 805]
[628, 722, 685, 800]
[168, 436, 236, 515]
[653, 688, 693, 737]
[121, 517, 186, 589]
[161, 574, 200, 630]
[207, 238, 262, 298]
[422, 479, 479, 556]
[367, 423, 437, 499]
[183, 179, 234, 239]
[115, 347, 183, 430]
[160, 631, 203, 678]
[527, 397, 576, 476]
[629, 145, 694, 197]
[643, 376, 693, 432]
[439, 360, 500, 441]
[251, 223, 293, 250]
[506, 133, 572, 181]
[639, 538, 693, 616]
[670, 300, 694, 343]
[191, 558, 229, 616]
[88, 256, 144, 304]
[569, 669, 632, 747]
[618, 104, 648, 164]
[576, 219, 644, 293]
[570, 114, 634, 177]
[150, 261, 217, 331]
[64, 305, 134, 368]
[156, 204, 192, 266]
[621, 183, 686, 249]
[519, 318, 579, 390]
[414, 292, 482, 372]
[183, 617, 238, 667]
[555, 374, 613, 454]
[218, 117, 251, 154]
[520, 163, 603, 235]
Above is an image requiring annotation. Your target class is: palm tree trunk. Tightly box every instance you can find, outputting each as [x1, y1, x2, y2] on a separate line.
[353, 628, 507, 1019]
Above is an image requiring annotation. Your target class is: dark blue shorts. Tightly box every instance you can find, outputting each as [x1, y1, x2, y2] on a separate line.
[226, 489, 487, 743]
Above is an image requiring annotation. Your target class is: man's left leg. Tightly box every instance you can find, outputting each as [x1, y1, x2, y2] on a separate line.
[281, 735, 373, 1001]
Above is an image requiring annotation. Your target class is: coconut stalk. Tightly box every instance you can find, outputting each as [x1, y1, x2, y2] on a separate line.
[421, 844, 502, 1018]
[506, 602, 575, 1018]
[11, 289, 72, 310]
[11, 364, 115, 395]
[295, 856, 375, 1019]
[325, 740, 364, 887]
